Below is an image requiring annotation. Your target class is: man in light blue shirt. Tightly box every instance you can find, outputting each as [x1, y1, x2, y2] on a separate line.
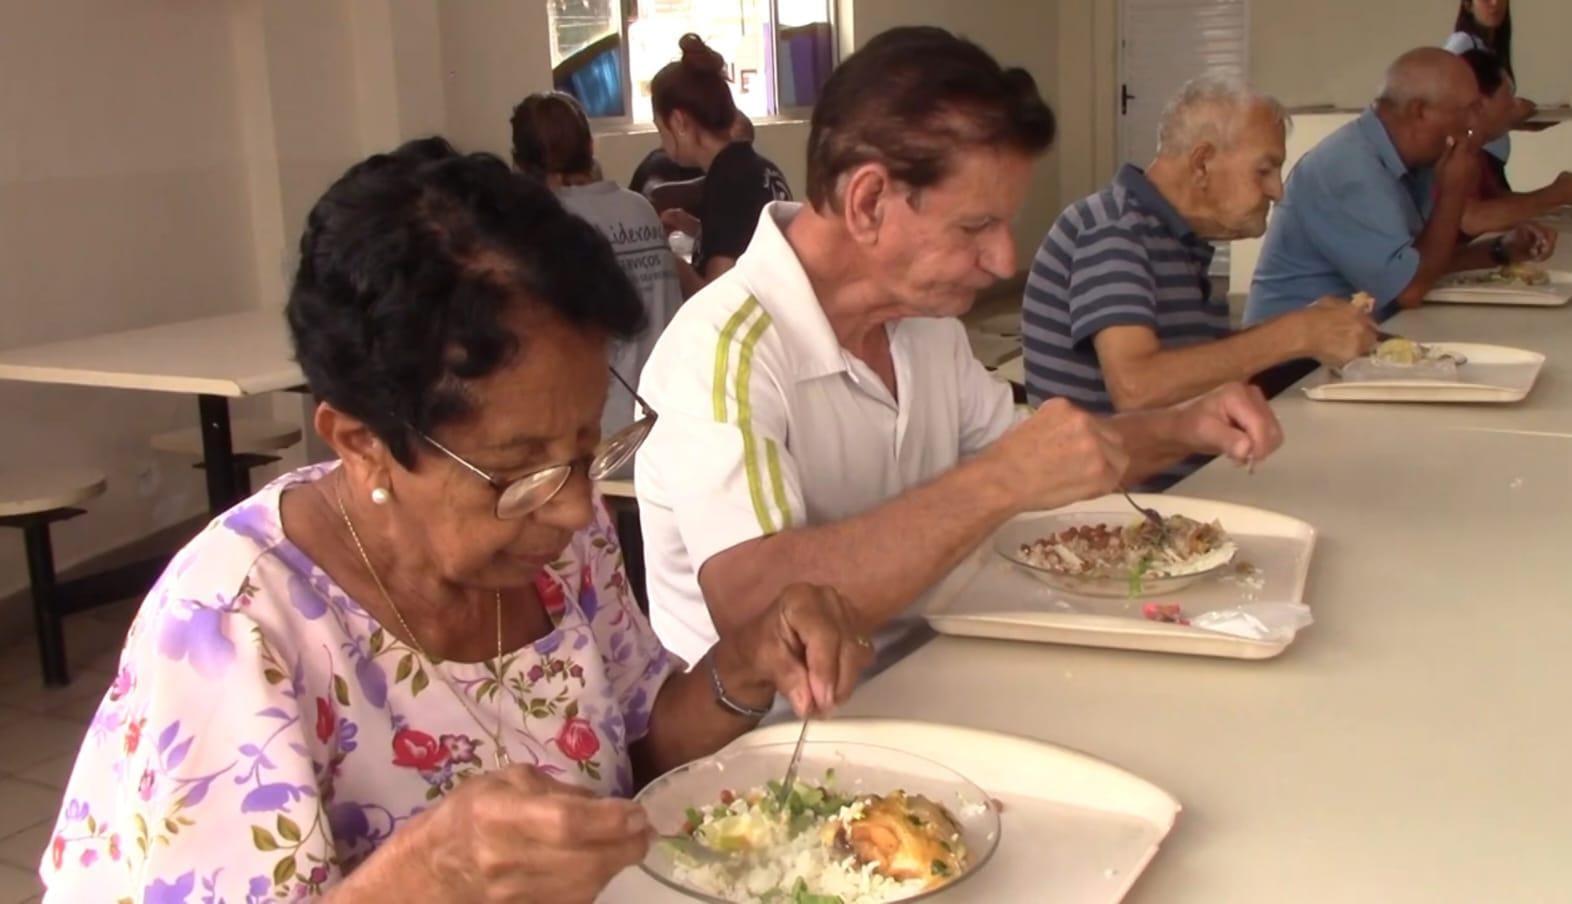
[1246, 48, 1552, 325]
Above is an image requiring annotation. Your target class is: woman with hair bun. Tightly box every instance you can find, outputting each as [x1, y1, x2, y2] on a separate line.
[651, 34, 792, 283]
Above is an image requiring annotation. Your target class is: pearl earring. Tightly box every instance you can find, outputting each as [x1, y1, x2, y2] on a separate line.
[370, 487, 391, 506]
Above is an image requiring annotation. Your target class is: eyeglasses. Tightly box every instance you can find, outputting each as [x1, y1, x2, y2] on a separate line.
[414, 368, 657, 520]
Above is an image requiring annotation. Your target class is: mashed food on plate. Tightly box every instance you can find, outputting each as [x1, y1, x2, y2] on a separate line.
[1019, 514, 1232, 594]
[670, 779, 968, 903]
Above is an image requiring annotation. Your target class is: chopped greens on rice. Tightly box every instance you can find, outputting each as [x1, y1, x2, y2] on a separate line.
[667, 775, 969, 903]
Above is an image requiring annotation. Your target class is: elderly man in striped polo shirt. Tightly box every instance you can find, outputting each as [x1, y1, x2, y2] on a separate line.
[1023, 74, 1378, 488]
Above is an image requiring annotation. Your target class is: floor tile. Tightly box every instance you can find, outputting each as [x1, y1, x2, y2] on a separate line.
[0, 781, 60, 841]
[0, 822, 50, 871]
[15, 755, 74, 793]
[0, 714, 86, 774]
[42, 694, 104, 725]
[0, 861, 41, 904]
[0, 672, 106, 716]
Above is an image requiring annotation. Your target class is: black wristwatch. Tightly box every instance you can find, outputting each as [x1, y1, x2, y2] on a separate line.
[1489, 235, 1511, 266]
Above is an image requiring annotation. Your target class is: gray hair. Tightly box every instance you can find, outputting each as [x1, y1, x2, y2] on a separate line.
[1155, 72, 1289, 157]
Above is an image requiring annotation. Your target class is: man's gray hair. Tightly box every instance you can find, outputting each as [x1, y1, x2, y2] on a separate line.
[1155, 72, 1289, 157]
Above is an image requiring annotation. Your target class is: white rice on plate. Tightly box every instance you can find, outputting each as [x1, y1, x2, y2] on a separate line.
[669, 782, 965, 903]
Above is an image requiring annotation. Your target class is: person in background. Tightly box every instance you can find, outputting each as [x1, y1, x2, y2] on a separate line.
[628, 144, 703, 198]
[650, 34, 792, 286]
[1444, 0, 1536, 169]
[1444, 50, 1572, 237]
[1022, 75, 1375, 489]
[632, 113, 755, 207]
[645, 114, 756, 221]
[1245, 48, 1554, 326]
[38, 138, 871, 901]
[511, 91, 686, 453]
[634, 27, 1283, 670]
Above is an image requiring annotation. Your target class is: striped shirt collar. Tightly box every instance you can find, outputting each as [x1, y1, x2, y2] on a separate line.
[735, 201, 852, 382]
[1114, 164, 1213, 257]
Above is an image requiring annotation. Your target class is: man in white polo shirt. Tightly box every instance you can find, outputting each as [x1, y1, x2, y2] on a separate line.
[635, 27, 1284, 667]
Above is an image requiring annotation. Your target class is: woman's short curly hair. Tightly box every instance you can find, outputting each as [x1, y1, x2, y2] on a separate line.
[286, 136, 645, 467]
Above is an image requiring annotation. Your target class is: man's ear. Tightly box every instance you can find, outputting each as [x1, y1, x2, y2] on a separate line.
[1188, 141, 1218, 188]
[840, 162, 898, 245]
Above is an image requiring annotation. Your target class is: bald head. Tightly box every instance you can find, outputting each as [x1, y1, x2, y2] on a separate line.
[1379, 47, 1477, 109]
[1374, 47, 1482, 167]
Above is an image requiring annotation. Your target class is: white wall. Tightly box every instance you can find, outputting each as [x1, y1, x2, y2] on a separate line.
[1253, 0, 1572, 110]
[0, 0, 262, 600]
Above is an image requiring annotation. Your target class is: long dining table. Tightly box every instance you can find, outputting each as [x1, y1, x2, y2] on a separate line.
[827, 301, 1572, 902]
[603, 298, 1569, 902]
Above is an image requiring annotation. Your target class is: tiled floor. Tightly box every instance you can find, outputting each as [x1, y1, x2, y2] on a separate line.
[0, 597, 139, 904]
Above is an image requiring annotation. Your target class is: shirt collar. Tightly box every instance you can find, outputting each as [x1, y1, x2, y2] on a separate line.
[1357, 107, 1412, 181]
[734, 202, 850, 381]
[1114, 164, 1206, 247]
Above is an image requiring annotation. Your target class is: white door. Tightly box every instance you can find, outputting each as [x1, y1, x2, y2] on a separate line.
[1118, 0, 1250, 167]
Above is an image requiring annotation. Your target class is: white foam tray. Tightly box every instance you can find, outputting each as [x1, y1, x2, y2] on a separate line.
[602, 719, 1180, 903]
[1426, 270, 1572, 306]
[1303, 342, 1545, 403]
[920, 495, 1316, 660]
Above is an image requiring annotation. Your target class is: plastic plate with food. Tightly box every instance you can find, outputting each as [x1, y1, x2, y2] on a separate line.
[637, 742, 1000, 904]
[994, 511, 1237, 599]
[1336, 336, 1466, 382]
[1446, 263, 1551, 287]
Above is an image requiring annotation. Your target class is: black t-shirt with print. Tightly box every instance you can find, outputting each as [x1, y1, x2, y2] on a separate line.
[629, 149, 703, 196]
[694, 142, 793, 275]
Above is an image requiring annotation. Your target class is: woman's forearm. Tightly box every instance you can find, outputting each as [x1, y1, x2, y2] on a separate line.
[322, 809, 451, 902]
[632, 648, 764, 785]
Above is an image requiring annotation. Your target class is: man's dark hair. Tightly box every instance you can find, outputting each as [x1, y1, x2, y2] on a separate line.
[287, 137, 643, 467]
[1459, 47, 1507, 98]
[805, 27, 1056, 211]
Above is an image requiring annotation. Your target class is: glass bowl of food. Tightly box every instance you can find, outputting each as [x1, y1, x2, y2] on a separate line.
[636, 741, 1001, 903]
[994, 510, 1237, 599]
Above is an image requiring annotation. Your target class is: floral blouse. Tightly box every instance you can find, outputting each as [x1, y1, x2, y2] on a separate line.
[40, 463, 676, 902]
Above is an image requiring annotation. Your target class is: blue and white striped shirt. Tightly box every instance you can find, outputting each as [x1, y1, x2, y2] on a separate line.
[1023, 165, 1227, 411]
[1021, 165, 1228, 488]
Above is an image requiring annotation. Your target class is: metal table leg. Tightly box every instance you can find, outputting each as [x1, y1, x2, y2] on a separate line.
[21, 518, 69, 686]
[197, 394, 239, 514]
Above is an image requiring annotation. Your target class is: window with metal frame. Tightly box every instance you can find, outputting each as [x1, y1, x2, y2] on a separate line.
[547, 0, 836, 124]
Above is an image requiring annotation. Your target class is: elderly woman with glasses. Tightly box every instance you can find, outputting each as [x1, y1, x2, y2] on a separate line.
[40, 138, 872, 903]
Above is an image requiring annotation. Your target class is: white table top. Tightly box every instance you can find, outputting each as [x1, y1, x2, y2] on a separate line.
[829, 305, 1572, 901]
[0, 309, 301, 398]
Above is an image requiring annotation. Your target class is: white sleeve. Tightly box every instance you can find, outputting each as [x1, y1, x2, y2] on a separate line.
[637, 300, 805, 572]
[953, 322, 1022, 456]
[1441, 32, 1479, 54]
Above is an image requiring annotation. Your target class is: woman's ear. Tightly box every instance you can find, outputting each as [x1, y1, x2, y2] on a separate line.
[314, 402, 394, 497]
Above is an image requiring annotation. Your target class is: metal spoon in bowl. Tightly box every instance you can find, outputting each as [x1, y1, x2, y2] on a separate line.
[775, 717, 812, 810]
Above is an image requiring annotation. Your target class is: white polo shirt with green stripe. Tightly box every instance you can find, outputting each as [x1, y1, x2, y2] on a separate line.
[635, 202, 1020, 665]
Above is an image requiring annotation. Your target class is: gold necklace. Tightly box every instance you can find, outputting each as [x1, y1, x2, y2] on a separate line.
[333, 482, 513, 770]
